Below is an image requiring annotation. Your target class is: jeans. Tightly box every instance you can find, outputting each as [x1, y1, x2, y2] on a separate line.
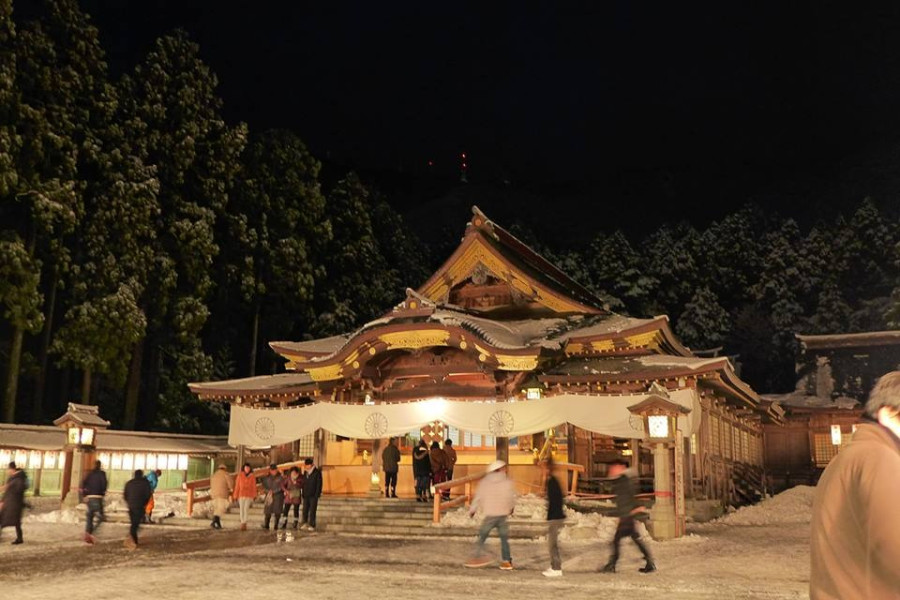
[608, 517, 652, 565]
[238, 497, 252, 524]
[548, 519, 564, 569]
[85, 498, 104, 534]
[474, 515, 511, 562]
[415, 475, 430, 496]
[302, 496, 319, 528]
[384, 471, 398, 494]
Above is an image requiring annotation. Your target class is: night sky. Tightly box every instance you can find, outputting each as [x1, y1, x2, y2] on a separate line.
[80, 1, 900, 239]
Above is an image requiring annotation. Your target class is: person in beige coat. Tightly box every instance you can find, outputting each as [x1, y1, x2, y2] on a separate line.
[209, 464, 233, 530]
[810, 371, 900, 599]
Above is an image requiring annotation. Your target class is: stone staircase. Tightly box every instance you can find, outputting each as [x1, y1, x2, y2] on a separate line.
[106, 496, 548, 538]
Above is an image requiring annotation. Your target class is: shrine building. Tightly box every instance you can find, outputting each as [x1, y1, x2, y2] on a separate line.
[190, 207, 781, 511]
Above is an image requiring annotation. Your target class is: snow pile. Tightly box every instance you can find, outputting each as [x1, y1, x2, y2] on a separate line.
[434, 493, 620, 542]
[24, 508, 81, 525]
[105, 491, 192, 519]
[714, 485, 815, 526]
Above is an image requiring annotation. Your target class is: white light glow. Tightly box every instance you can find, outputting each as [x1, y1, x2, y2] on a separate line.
[831, 425, 842, 446]
[648, 415, 670, 439]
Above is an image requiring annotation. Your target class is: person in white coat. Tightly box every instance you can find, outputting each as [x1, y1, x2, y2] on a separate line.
[464, 460, 517, 570]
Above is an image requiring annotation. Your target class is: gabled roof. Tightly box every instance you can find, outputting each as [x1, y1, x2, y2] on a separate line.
[417, 206, 607, 314]
[52, 403, 111, 428]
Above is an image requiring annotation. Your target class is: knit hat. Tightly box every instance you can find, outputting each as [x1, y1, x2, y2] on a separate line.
[486, 460, 506, 473]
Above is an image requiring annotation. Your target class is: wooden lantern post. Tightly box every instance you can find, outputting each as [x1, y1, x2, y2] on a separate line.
[54, 403, 110, 509]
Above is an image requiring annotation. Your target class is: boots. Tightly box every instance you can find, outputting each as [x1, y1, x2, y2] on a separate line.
[211, 516, 222, 529]
[600, 561, 616, 573]
[391, 489, 398, 499]
[639, 562, 657, 573]
[292, 519, 299, 530]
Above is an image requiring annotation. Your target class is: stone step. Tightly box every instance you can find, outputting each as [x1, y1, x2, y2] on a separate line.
[322, 522, 547, 539]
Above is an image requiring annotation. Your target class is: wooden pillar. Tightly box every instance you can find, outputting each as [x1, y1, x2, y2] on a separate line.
[314, 429, 326, 466]
[495, 436, 509, 464]
[236, 444, 246, 469]
[629, 439, 640, 471]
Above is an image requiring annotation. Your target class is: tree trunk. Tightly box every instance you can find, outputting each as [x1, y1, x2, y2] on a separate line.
[81, 366, 92, 404]
[123, 339, 144, 430]
[33, 274, 58, 423]
[2, 325, 25, 422]
[249, 303, 260, 377]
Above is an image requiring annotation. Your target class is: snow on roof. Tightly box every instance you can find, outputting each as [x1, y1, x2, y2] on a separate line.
[190, 372, 313, 392]
[270, 335, 350, 355]
[760, 393, 861, 409]
[545, 355, 724, 377]
[796, 330, 900, 350]
[0, 424, 234, 453]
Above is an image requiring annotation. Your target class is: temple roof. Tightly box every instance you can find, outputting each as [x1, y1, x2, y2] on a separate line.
[191, 206, 766, 419]
[417, 206, 607, 314]
[796, 330, 900, 350]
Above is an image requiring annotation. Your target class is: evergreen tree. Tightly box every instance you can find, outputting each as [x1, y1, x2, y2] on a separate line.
[642, 222, 702, 317]
[216, 129, 327, 376]
[675, 286, 730, 350]
[118, 31, 246, 430]
[312, 173, 394, 336]
[585, 230, 656, 314]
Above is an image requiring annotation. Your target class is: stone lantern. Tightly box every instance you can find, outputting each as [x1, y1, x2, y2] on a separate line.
[628, 393, 691, 540]
[54, 403, 110, 508]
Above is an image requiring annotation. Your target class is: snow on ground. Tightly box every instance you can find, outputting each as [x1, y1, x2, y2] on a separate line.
[710, 485, 815, 527]
[0, 487, 813, 600]
[438, 493, 622, 541]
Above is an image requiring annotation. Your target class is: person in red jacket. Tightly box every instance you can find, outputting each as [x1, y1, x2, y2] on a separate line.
[232, 463, 258, 531]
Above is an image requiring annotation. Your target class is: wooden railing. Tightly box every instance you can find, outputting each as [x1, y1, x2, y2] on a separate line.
[184, 460, 307, 516]
[431, 462, 585, 524]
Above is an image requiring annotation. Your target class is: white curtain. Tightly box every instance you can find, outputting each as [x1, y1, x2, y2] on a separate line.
[228, 389, 700, 447]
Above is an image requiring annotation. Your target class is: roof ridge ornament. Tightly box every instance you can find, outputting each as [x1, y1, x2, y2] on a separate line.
[468, 205, 497, 238]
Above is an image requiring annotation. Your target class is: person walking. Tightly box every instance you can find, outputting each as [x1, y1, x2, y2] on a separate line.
[0, 462, 27, 545]
[233, 463, 258, 531]
[465, 460, 517, 571]
[300, 458, 322, 532]
[412, 440, 432, 502]
[600, 462, 655, 574]
[444, 439, 458, 482]
[209, 464, 233, 530]
[144, 468, 162, 523]
[542, 456, 566, 577]
[811, 371, 900, 599]
[261, 464, 285, 530]
[281, 465, 304, 529]
[81, 460, 108, 544]
[429, 441, 450, 500]
[123, 469, 152, 550]
[382, 438, 401, 498]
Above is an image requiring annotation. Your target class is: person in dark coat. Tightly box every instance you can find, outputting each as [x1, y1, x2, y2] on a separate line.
[260, 464, 285, 530]
[430, 441, 450, 500]
[300, 458, 322, 531]
[381, 438, 401, 498]
[542, 456, 566, 577]
[280, 465, 304, 530]
[412, 439, 432, 502]
[600, 462, 655, 574]
[0, 462, 27, 545]
[81, 460, 108, 544]
[123, 469, 152, 550]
